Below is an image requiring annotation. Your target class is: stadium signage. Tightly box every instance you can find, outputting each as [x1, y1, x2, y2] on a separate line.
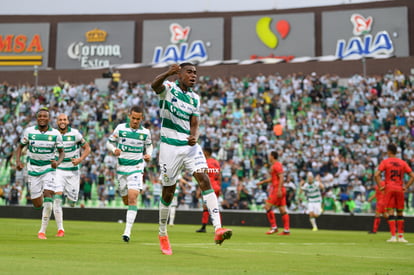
[251, 17, 294, 62]
[0, 34, 44, 66]
[335, 13, 394, 59]
[66, 28, 122, 68]
[152, 23, 208, 64]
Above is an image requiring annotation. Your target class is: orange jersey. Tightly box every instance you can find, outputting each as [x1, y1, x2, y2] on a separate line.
[375, 184, 385, 203]
[270, 161, 284, 190]
[378, 157, 412, 191]
[207, 157, 221, 192]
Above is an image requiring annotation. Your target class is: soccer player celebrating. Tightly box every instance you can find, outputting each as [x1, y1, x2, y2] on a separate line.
[151, 63, 232, 255]
[257, 151, 290, 235]
[374, 144, 414, 242]
[15, 107, 65, 239]
[300, 172, 324, 231]
[54, 113, 91, 237]
[367, 181, 387, 234]
[196, 147, 221, 233]
[106, 106, 153, 243]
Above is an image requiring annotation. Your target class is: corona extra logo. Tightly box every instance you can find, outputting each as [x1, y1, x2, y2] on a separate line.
[255, 17, 290, 49]
[85, 28, 107, 43]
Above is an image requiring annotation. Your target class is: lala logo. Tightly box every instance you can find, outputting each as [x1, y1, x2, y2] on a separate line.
[152, 23, 208, 64]
[170, 24, 190, 44]
[336, 13, 394, 59]
[351, 14, 373, 36]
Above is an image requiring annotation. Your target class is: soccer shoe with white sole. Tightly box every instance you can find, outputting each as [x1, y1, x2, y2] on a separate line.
[265, 228, 278, 235]
[38, 232, 47, 239]
[386, 237, 397, 243]
[159, 235, 172, 255]
[214, 228, 232, 245]
[56, 230, 65, 237]
[398, 237, 408, 243]
[122, 235, 130, 243]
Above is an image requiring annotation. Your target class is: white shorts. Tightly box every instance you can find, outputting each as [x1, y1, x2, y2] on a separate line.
[56, 169, 81, 202]
[159, 143, 207, 187]
[117, 172, 143, 197]
[28, 171, 57, 200]
[306, 202, 322, 216]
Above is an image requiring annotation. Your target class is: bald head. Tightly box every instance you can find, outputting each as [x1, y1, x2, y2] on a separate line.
[57, 113, 70, 133]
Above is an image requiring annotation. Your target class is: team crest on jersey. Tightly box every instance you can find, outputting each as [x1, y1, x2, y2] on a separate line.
[67, 136, 72, 141]
[189, 98, 194, 105]
[48, 136, 53, 141]
[139, 134, 144, 140]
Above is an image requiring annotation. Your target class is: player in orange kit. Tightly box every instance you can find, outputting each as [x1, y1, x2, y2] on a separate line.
[257, 151, 290, 235]
[196, 147, 221, 233]
[374, 144, 414, 242]
[367, 181, 387, 234]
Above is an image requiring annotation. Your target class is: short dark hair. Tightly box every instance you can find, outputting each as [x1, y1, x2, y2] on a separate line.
[387, 144, 397, 155]
[179, 62, 195, 68]
[270, 151, 278, 159]
[130, 105, 143, 114]
[203, 147, 212, 155]
[36, 107, 50, 116]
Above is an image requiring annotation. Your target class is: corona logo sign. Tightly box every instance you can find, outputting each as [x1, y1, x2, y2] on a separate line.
[85, 28, 107, 43]
[152, 23, 208, 64]
[335, 13, 394, 59]
[67, 28, 122, 68]
[0, 34, 44, 66]
[251, 17, 294, 62]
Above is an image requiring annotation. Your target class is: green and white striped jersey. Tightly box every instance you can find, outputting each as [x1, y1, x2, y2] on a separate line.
[57, 127, 87, 171]
[20, 125, 64, 176]
[108, 123, 152, 175]
[301, 181, 322, 203]
[158, 80, 200, 146]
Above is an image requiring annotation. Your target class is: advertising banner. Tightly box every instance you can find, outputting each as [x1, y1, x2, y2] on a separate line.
[232, 13, 315, 61]
[56, 21, 135, 69]
[142, 18, 224, 65]
[0, 23, 49, 71]
[322, 6, 408, 58]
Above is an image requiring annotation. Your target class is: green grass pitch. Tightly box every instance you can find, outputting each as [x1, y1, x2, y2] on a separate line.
[1, 218, 413, 274]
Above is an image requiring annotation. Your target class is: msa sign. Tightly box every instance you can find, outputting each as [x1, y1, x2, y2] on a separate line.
[0, 23, 49, 69]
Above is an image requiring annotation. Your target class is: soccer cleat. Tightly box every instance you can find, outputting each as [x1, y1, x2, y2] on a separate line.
[398, 237, 408, 243]
[38, 232, 47, 239]
[214, 228, 232, 245]
[159, 235, 172, 255]
[277, 231, 290, 236]
[386, 237, 397, 243]
[56, 230, 65, 237]
[122, 235, 130, 243]
[266, 228, 278, 235]
[196, 228, 207, 233]
[312, 227, 318, 232]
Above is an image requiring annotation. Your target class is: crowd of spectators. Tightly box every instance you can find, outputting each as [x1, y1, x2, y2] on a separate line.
[1, 68, 414, 214]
